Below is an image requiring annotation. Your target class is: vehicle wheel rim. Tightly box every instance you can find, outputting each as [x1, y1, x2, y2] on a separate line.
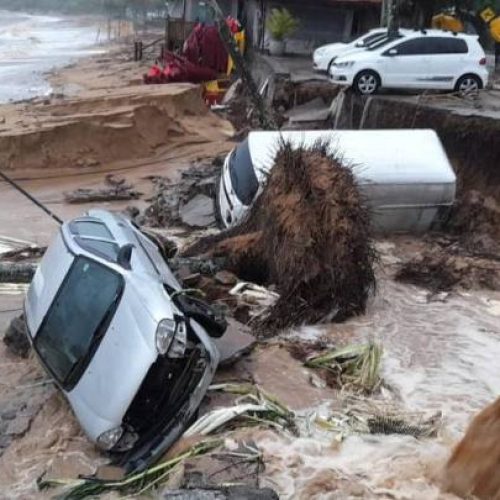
[358, 74, 377, 94]
[459, 78, 478, 94]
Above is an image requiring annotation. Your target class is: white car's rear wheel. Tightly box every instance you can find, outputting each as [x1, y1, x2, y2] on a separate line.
[354, 71, 380, 95]
[455, 74, 482, 95]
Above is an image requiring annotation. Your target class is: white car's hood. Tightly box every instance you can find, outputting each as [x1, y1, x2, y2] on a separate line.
[67, 282, 161, 441]
[316, 42, 346, 55]
[335, 49, 376, 64]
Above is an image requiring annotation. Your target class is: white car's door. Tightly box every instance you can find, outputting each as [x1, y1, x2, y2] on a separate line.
[418, 37, 469, 89]
[379, 38, 431, 88]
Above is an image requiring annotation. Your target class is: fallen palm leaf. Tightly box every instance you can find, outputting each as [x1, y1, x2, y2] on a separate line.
[305, 342, 383, 393]
[37, 439, 221, 499]
[184, 383, 297, 436]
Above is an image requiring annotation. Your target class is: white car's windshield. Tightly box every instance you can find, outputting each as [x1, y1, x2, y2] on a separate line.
[367, 34, 403, 51]
[228, 138, 259, 205]
[35, 257, 122, 389]
[355, 31, 387, 47]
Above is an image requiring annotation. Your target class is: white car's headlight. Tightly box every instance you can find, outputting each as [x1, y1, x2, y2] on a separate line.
[155, 318, 176, 355]
[335, 61, 355, 68]
[97, 426, 123, 450]
[315, 48, 326, 57]
[156, 318, 188, 357]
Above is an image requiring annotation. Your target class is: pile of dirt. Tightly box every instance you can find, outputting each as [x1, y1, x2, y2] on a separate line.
[0, 84, 227, 172]
[396, 190, 500, 293]
[186, 141, 376, 332]
[446, 189, 500, 258]
[395, 249, 500, 292]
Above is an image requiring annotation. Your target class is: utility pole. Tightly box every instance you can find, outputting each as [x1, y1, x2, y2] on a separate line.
[207, 0, 276, 130]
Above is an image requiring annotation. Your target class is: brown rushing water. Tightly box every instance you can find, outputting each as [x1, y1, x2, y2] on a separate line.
[1, 234, 499, 497]
[254, 252, 500, 499]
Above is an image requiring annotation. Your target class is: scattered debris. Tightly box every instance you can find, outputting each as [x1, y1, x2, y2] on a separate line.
[162, 487, 278, 500]
[229, 282, 280, 321]
[190, 383, 296, 436]
[180, 194, 216, 228]
[314, 395, 441, 442]
[39, 440, 223, 498]
[0, 262, 37, 284]
[305, 343, 383, 394]
[3, 315, 30, 358]
[367, 414, 440, 438]
[213, 320, 256, 368]
[0, 245, 45, 262]
[178, 442, 264, 493]
[139, 161, 220, 228]
[64, 175, 141, 204]
[186, 141, 376, 332]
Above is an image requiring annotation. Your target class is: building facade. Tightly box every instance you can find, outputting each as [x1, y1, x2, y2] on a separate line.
[170, 0, 382, 54]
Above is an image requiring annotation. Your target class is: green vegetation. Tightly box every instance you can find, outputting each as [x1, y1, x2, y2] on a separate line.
[266, 7, 299, 41]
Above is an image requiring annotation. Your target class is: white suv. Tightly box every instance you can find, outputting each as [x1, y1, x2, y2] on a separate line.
[329, 30, 488, 95]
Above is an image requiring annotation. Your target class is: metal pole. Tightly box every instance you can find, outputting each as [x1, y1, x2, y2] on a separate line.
[0, 171, 63, 225]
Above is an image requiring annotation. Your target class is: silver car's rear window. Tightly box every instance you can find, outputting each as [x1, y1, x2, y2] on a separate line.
[34, 257, 123, 390]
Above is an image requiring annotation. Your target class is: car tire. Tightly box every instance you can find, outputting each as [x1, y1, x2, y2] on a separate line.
[455, 74, 482, 95]
[353, 70, 381, 95]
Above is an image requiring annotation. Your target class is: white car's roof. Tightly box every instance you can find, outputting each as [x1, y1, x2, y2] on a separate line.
[247, 129, 456, 185]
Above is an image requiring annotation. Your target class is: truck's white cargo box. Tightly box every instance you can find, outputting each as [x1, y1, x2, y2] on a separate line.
[218, 129, 456, 234]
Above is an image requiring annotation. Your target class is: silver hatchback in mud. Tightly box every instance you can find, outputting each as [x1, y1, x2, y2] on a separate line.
[24, 209, 225, 471]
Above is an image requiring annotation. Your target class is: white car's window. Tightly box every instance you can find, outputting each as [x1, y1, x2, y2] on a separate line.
[387, 37, 468, 56]
[71, 220, 113, 240]
[35, 257, 123, 389]
[367, 35, 403, 51]
[70, 219, 119, 262]
[355, 31, 386, 47]
[228, 139, 259, 206]
[75, 238, 120, 262]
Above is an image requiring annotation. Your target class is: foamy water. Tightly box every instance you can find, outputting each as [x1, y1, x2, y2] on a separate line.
[260, 272, 500, 498]
[1, 239, 500, 497]
[0, 11, 105, 102]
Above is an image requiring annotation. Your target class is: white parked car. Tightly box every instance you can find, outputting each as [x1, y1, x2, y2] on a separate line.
[217, 130, 456, 234]
[313, 28, 391, 73]
[329, 29, 488, 95]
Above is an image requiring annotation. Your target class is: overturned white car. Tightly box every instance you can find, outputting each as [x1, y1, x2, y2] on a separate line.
[217, 129, 456, 234]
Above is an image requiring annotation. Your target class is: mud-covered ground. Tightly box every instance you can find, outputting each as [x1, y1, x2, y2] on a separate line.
[1, 49, 500, 499]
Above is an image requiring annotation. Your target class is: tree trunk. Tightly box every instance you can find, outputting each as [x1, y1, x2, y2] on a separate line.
[207, 0, 276, 130]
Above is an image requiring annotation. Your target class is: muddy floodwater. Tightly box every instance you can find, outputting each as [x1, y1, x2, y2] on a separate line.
[1, 232, 499, 498]
[257, 264, 500, 498]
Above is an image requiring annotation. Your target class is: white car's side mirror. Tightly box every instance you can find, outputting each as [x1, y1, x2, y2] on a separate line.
[388, 49, 398, 56]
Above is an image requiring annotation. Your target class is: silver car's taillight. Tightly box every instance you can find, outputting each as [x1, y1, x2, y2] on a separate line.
[96, 426, 123, 450]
